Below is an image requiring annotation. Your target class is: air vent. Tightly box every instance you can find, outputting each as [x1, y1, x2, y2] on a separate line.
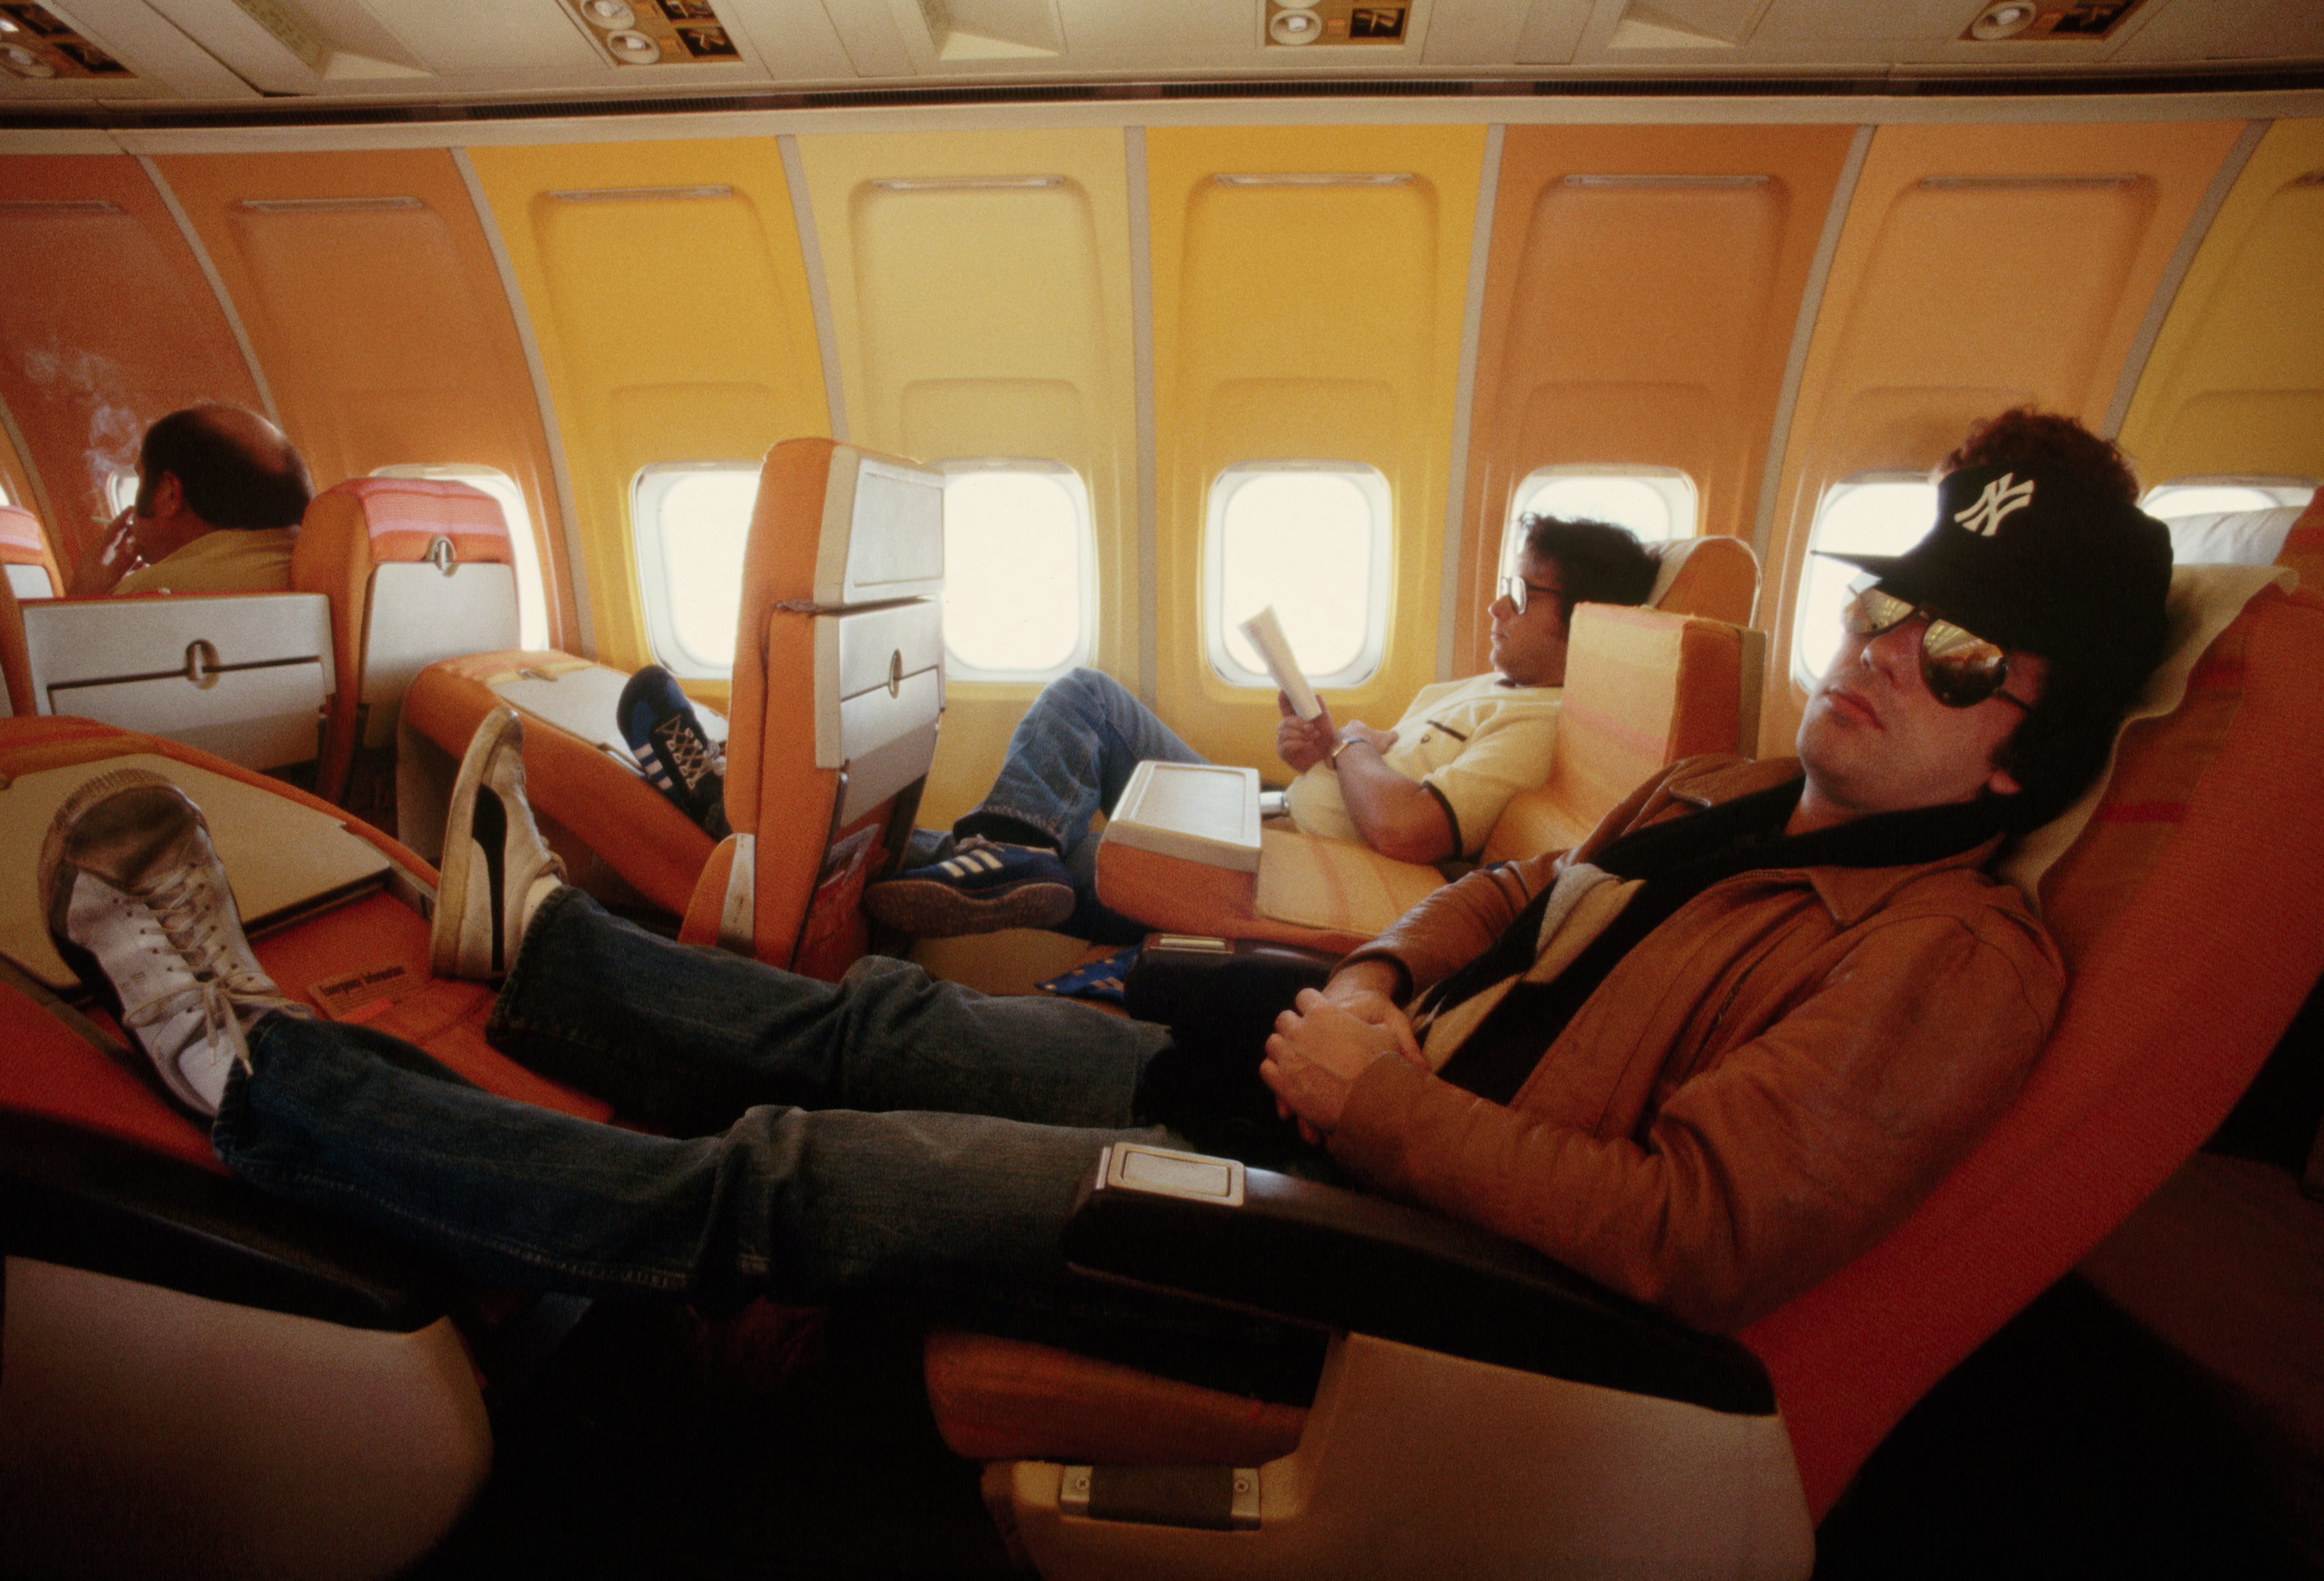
[1213, 172, 1412, 186]
[1919, 174, 2142, 189]
[0, 199, 123, 215]
[867, 176, 1066, 191]
[235, 196, 424, 213]
[546, 184, 736, 202]
[1561, 173, 1770, 188]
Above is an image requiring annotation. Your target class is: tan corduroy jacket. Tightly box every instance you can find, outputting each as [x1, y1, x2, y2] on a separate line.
[1331, 755, 2065, 1333]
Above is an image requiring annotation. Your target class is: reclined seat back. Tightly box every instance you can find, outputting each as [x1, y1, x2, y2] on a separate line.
[1645, 532, 1759, 626]
[0, 503, 59, 601]
[681, 438, 946, 979]
[18, 589, 335, 772]
[1743, 564, 2324, 1520]
[293, 478, 520, 813]
[0, 714, 610, 1580]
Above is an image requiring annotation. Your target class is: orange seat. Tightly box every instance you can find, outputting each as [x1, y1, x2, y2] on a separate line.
[1647, 532, 1759, 626]
[0, 713, 610, 1581]
[292, 476, 522, 818]
[0, 502, 59, 600]
[677, 438, 946, 979]
[939, 567, 2324, 1580]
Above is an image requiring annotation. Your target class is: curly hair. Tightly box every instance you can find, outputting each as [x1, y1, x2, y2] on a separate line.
[1942, 406, 2139, 508]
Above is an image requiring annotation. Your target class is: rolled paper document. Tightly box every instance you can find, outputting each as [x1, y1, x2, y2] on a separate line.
[1239, 605, 1321, 720]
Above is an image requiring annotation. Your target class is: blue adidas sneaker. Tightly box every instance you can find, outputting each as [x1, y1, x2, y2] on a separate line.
[863, 836, 1075, 936]
[617, 665, 730, 839]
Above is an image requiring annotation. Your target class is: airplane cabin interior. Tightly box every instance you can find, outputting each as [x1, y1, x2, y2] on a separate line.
[2, 0, 2323, 1576]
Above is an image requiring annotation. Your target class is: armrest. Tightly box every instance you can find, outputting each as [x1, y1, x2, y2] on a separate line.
[0, 1108, 459, 1333]
[1061, 1143, 1775, 1417]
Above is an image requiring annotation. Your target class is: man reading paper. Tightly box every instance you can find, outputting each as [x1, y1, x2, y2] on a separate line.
[865, 516, 1658, 942]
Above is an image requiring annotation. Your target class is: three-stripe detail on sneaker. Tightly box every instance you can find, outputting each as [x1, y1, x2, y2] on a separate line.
[938, 847, 1008, 880]
[630, 743, 676, 793]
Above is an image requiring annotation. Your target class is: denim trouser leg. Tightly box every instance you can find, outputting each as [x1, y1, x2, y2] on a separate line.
[957, 668, 1209, 942]
[213, 1014, 1169, 1311]
[961, 667, 1208, 862]
[486, 887, 1168, 1134]
[210, 889, 1183, 1311]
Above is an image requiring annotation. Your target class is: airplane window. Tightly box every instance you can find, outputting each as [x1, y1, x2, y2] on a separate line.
[2141, 478, 2317, 519]
[374, 465, 551, 651]
[1507, 467, 1697, 555]
[937, 460, 1091, 681]
[1206, 462, 1391, 690]
[632, 462, 758, 677]
[105, 468, 137, 517]
[1793, 476, 1939, 691]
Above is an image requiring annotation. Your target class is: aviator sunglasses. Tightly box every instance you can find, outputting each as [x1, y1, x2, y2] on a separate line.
[1840, 574, 2028, 712]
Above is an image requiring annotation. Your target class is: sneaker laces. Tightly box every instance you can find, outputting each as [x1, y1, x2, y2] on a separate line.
[128, 863, 288, 1030]
[657, 721, 725, 795]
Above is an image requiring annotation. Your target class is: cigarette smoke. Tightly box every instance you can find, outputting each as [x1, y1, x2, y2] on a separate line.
[21, 339, 142, 516]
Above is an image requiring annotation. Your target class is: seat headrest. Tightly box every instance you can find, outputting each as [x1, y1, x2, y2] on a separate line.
[2163, 504, 2306, 568]
[739, 438, 944, 613]
[2000, 562, 2297, 908]
[1647, 536, 1759, 626]
[0, 504, 49, 567]
[295, 477, 514, 572]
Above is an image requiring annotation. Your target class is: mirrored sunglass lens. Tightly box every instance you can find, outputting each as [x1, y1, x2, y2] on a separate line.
[1920, 621, 2009, 706]
[1842, 586, 1915, 636]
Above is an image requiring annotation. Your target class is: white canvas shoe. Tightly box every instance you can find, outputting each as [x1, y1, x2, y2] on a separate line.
[431, 707, 568, 982]
[39, 770, 303, 1117]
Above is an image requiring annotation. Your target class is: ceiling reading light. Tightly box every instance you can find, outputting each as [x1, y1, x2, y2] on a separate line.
[0, 199, 123, 215]
[547, 185, 736, 202]
[867, 176, 1067, 191]
[1561, 174, 1771, 189]
[1213, 172, 1413, 187]
[236, 196, 425, 213]
[1969, 1, 2039, 40]
[1919, 174, 2142, 189]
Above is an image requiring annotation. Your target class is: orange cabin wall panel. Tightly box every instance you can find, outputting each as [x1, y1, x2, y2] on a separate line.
[153, 150, 575, 649]
[1455, 124, 1855, 673]
[1756, 119, 2246, 756]
[0, 155, 262, 576]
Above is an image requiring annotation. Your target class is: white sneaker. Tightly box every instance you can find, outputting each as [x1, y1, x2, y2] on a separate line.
[431, 706, 568, 982]
[39, 770, 303, 1117]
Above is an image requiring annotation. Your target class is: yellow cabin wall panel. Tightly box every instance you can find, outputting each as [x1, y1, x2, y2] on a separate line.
[465, 139, 829, 690]
[1148, 123, 1485, 773]
[2119, 119, 2324, 489]
[1756, 119, 2246, 757]
[1455, 124, 1855, 671]
[796, 129, 1136, 829]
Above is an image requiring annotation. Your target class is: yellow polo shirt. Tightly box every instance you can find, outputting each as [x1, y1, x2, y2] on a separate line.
[1285, 673, 1562, 859]
[113, 527, 298, 596]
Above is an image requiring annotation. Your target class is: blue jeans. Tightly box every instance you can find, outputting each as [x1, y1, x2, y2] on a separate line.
[212, 888, 1184, 1328]
[952, 668, 1209, 942]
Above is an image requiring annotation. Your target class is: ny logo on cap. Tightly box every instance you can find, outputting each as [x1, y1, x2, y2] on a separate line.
[1954, 472, 2036, 538]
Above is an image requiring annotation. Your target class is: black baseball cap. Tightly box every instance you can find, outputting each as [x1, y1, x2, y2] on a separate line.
[1819, 463, 2172, 686]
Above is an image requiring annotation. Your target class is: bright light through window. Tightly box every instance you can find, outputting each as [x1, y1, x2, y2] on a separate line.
[374, 464, 550, 651]
[940, 465, 1089, 679]
[662, 472, 754, 669]
[2141, 480, 2317, 519]
[1793, 478, 1938, 689]
[1208, 465, 1389, 688]
[106, 468, 137, 517]
[633, 463, 758, 676]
